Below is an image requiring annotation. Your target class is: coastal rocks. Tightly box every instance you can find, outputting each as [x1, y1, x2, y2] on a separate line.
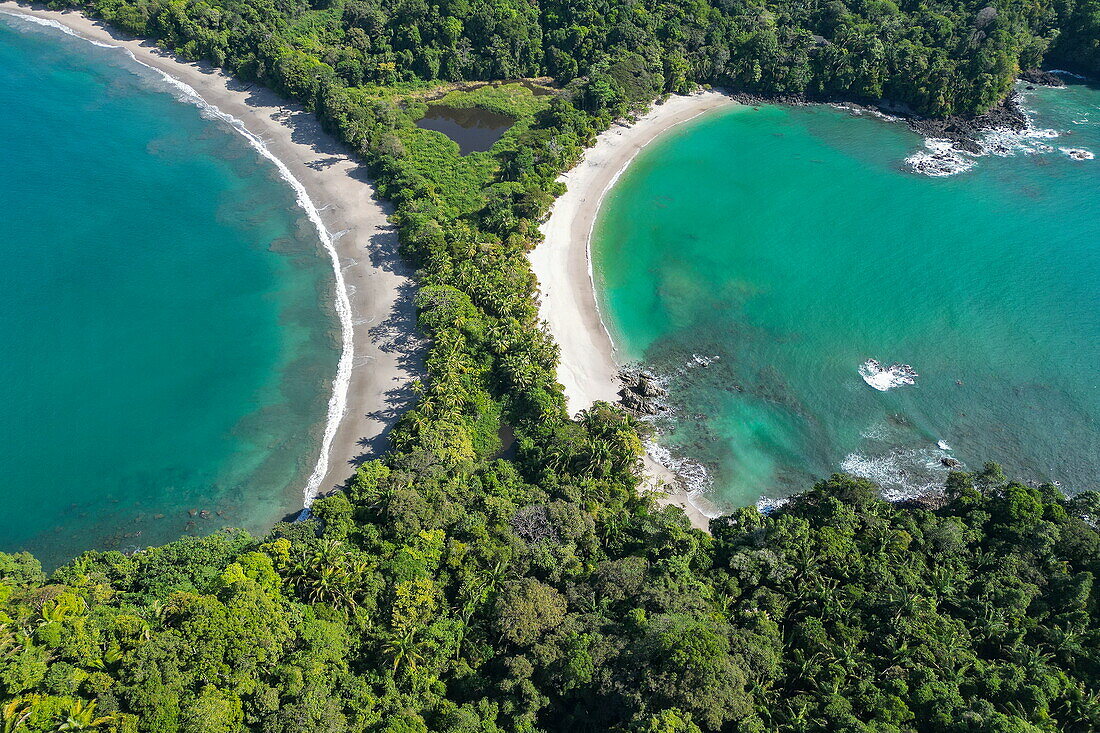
[906, 140, 975, 176]
[908, 93, 1028, 154]
[618, 367, 668, 416]
[1019, 69, 1066, 87]
[941, 457, 962, 468]
[1060, 147, 1095, 161]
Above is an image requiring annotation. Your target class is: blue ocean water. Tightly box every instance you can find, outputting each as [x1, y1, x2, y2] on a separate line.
[595, 82, 1100, 507]
[0, 14, 339, 566]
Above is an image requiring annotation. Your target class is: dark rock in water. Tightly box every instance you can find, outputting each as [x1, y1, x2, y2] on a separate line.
[908, 92, 1027, 154]
[638, 376, 667, 398]
[941, 457, 962, 468]
[617, 365, 668, 416]
[621, 391, 644, 411]
[1019, 69, 1064, 87]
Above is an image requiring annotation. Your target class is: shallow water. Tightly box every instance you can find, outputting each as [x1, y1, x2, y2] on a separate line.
[594, 82, 1100, 507]
[416, 104, 513, 154]
[0, 14, 338, 566]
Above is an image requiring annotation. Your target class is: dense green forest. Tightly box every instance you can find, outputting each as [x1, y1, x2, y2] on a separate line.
[1, 0, 1098, 728]
[4, 469, 1100, 731]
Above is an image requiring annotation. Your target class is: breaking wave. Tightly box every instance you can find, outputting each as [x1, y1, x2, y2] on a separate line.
[906, 139, 976, 176]
[904, 85, 1083, 175]
[2, 11, 116, 47]
[1060, 147, 1095, 160]
[840, 449, 951, 501]
[859, 359, 918, 391]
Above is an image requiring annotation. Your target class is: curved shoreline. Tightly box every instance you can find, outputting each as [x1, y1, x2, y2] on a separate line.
[531, 91, 736, 531]
[0, 3, 420, 506]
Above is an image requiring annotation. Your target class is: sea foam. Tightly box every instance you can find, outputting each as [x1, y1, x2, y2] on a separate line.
[905, 139, 976, 176]
[859, 359, 918, 391]
[904, 84, 1080, 176]
[1060, 147, 1095, 160]
[841, 448, 951, 501]
[6, 9, 355, 508]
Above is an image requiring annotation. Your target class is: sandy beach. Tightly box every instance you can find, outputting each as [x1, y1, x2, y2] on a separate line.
[0, 2, 421, 504]
[531, 91, 736, 531]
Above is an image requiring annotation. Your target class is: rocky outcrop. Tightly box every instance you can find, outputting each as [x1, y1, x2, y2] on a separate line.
[1019, 69, 1065, 87]
[908, 93, 1028, 154]
[618, 368, 668, 416]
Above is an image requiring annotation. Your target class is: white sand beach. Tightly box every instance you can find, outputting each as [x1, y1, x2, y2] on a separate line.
[531, 91, 736, 531]
[0, 2, 421, 504]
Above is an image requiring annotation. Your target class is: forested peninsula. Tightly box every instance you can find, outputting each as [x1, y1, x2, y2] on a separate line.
[0, 0, 1098, 729]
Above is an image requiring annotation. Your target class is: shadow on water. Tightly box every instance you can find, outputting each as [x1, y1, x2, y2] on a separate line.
[416, 104, 515, 154]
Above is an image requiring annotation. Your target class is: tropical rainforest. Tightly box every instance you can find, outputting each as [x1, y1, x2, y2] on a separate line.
[1, 0, 1098, 728]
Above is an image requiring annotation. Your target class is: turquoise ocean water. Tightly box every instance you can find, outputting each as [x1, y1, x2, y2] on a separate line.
[0, 15, 338, 566]
[594, 82, 1100, 508]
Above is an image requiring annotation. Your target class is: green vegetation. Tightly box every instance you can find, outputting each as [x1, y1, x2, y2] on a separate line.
[4, 0, 1098, 727]
[2, 470, 1099, 730]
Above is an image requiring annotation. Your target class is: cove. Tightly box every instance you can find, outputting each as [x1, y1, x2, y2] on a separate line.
[593, 83, 1100, 508]
[0, 14, 338, 566]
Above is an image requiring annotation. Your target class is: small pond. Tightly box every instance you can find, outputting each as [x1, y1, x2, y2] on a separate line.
[416, 105, 515, 154]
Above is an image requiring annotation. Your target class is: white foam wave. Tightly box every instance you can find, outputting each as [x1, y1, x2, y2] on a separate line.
[979, 123, 1058, 157]
[1048, 69, 1087, 79]
[11, 9, 355, 507]
[906, 84, 1080, 175]
[859, 359, 918, 391]
[937, 440, 952, 451]
[645, 439, 713, 496]
[830, 102, 901, 123]
[841, 448, 950, 501]
[2, 11, 116, 47]
[1059, 147, 1095, 160]
[755, 496, 790, 514]
[906, 139, 975, 176]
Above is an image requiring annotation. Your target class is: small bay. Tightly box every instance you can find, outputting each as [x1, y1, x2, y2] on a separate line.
[594, 83, 1100, 507]
[0, 14, 339, 566]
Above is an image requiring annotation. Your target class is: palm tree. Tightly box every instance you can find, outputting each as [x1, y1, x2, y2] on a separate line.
[1, 697, 34, 733]
[383, 627, 424, 674]
[54, 700, 114, 731]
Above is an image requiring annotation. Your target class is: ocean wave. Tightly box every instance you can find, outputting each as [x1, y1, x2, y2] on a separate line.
[979, 123, 1058, 157]
[755, 496, 790, 514]
[830, 103, 901, 123]
[905, 84, 1080, 175]
[645, 439, 713, 495]
[859, 359, 918, 391]
[841, 447, 954, 501]
[1048, 69, 1088, 79]
[1059, 147, 1095, 160]
[906, 139, 976, 176]
[12, 10, 355, 508]
[1, 11, 116, 47]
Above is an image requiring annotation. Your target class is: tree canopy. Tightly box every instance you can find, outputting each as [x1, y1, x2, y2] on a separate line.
[3, 0, 1098, 728]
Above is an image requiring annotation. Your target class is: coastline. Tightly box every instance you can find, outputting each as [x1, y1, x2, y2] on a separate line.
[531, 90, 735, 532]
[0, 3, 421, 505]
